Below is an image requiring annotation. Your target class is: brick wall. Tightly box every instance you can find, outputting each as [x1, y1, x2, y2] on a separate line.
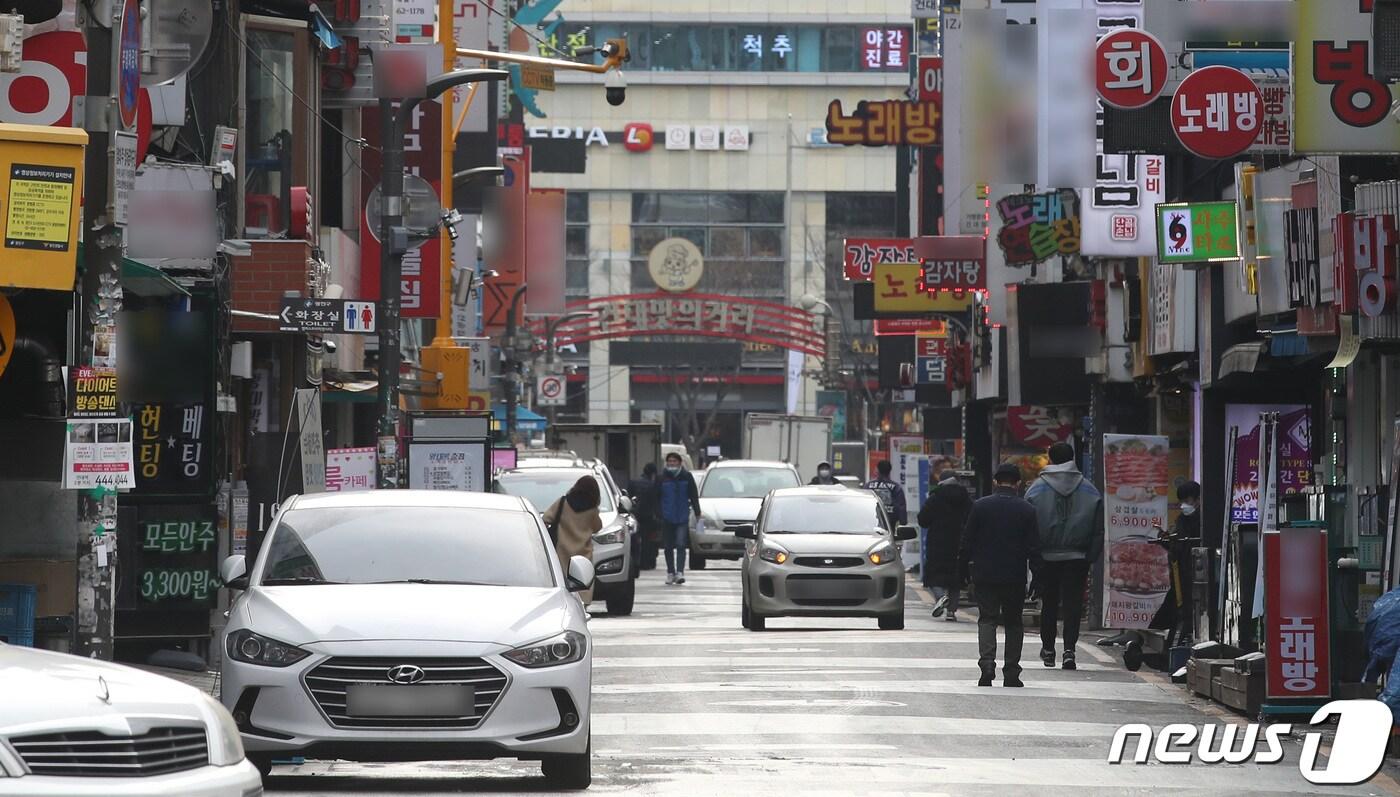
[232, 240, 312, 332]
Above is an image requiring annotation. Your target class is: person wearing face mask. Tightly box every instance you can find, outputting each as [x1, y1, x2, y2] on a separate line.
[1149, 481, 1201, 645]
[657, 452, 702, 584]
[810, 462, 839, 485]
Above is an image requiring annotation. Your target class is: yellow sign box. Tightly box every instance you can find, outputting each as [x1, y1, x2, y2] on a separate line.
[0, 123, 87, 291]
[520, 64, 556, 92]
[872, 263, 975, 313]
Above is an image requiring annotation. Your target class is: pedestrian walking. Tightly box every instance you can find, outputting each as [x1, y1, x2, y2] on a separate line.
[542, 476, 604, 605]
[960, 463, 1040, 687]
[628, 463, 662, 570]
[1024, 442, 1104, 671]
[919, 462, 972, 621]
[865, 460, 907, 524]
[810, 461, 839, 485]
[657, 452, 702, 585]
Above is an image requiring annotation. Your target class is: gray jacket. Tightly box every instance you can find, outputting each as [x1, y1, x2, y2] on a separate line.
[1023, 462, 1103, 562]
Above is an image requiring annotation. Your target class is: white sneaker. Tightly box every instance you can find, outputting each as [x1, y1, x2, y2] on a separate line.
[676, 574, 686, 584]
[665, 573, 677, 585]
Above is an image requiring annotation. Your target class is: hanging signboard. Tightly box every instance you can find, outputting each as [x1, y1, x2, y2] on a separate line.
[1102, 433, 1171, 629]
[135, 403, 210, 495]
[844, 237, 918, 281]
[915, 333, 947, 385]
[63, 418, 136, 490]
[1170, 66, 1262, 160]
[1228, 404, 1311, 524]
[825, 99, 939, 147]
[1095, 28, 1167, 110]
[1263, 527, 1331, 699]
[1156, 201, 1239, 264]
[915, 235, 987, 290]
[1294, 0, 1400, 154]
[360, 101, 442, 319]
[873, 264, 976, 314]
[1285, 207, 1322, 308]
[996, 190, 1082, 268]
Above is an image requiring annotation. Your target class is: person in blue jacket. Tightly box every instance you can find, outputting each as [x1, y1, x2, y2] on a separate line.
[657, 451, 702, 585]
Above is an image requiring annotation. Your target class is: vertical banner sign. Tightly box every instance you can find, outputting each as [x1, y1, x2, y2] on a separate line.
[482, 150, 530, 331]
[135, 403, 210, 494]
[325, 447, 376, 492]
[360, 101, 443, 318]
[295, 388, 326, 493]
[1264, 527, 1331, 699]
[1227, 405, 1310, 524]
[136, 504, 219, 606]
[1102, 434, 1171, 628]
[1294, 0, 1400, 154]
[525, 189, 566, 316]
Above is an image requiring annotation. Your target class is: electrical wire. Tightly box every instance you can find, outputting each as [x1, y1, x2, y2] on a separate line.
[481, 1, 567, 57]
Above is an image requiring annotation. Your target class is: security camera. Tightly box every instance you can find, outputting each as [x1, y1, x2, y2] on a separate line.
[605, 70, 626, 106]
[441, 208, 464, 241]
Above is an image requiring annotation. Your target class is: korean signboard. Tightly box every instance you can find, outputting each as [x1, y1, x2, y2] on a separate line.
[134, 504, 219, 607]
[1156, 201, 1239, 264]
[68, 366, 118, 418]
[1006, 406, 1073, 449]
[1286, 207, 1322, 308]
[561, 292, 825, 357]
[915, 333, 947, 385]
[860, 28, 908, 71]
[1171, 66, 1262, 160]
[825, 100, 939, 147]
[1095, 28, 1167, 110]
[135, 403, 210, 495]
[873, 264, 975, 314]
[1228, 405, 1311, 524]
[1102, 434, 1171, 629]
[360, 101, 442, 319]
[844, 237, 918, 281]
[1294, 0, 1400, 154]
[63, 418, 135, 490]
[996, 190, 1082, 268]
[408, 442, 488, 491]
[1263, 527, 1331, 699]
[326, 447, 376, 492]
[916, 235, 986, 291]
[1334, 212, 1397, 319]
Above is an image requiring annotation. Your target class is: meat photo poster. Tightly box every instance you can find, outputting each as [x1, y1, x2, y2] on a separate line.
[1102, 434, 1171, 628]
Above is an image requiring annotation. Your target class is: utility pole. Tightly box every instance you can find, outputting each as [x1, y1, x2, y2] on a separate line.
[502, 285, 527, 441]
[72, 0, 131, 660]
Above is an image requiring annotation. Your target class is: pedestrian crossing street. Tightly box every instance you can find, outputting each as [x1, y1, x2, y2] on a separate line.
[265, 565, 1394, 795]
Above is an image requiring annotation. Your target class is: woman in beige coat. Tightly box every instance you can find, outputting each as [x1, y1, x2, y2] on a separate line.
[543, 476, 603, 604]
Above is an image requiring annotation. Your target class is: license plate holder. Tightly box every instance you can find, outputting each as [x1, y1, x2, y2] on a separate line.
[344, 684, 475, 717]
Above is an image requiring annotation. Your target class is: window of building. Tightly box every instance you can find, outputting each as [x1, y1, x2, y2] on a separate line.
[825, 191, 898, 354]
[241, 17, 317, 239]
[549, 24, 910, 74]
[566, 192, 589, 295]
[630, 192, 786, 297]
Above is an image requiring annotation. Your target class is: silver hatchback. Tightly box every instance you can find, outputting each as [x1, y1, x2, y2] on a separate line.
[738, 486, 917, 631]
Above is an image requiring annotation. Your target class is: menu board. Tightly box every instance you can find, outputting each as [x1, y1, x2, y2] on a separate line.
[408, 442, 487, 492]
[1102, 434, 1171, 629]
[133, 504, 219, 607]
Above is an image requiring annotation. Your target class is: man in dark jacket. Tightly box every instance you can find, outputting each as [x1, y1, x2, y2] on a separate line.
[1150, 480, 1201, 645]
[657, 452, 702, 584]
[1024, 442, 1104, 671]
[961, 463, 1040, 687]
[918, 463, 972, 621]
[810, 461, 839, 485]
[628, 463, 661, 570]
[865, 460, 907, 524]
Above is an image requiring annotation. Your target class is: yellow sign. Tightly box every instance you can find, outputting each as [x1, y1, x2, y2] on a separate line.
[0, 293, 13, 380]
[0, 124, 87, 292]
[872, 263, 975, 313]
[520, 64, 556, 92]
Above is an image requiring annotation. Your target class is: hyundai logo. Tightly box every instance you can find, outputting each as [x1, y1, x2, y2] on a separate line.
[386, 664, 426, 684]
[824, 559, 834, 565]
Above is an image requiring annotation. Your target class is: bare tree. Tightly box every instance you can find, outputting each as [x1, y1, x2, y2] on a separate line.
[665, 363, 743, 463]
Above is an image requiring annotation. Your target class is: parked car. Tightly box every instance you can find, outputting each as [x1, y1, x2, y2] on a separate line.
[0, 643, 261, 796]
[691, 459, 802, 568]
[218, 490, 596, 788]
[737, 485, 917, 631]
[495, 463, 638, 615]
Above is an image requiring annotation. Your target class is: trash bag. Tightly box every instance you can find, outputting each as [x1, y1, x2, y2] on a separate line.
[1364, 587, 1400, 723]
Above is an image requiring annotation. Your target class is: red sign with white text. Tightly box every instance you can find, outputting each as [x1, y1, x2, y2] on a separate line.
[1334, 212, 1399, 318]
[860, 28, 908, 71]
[360, 101, 443, 318]
[1096, 29, 1167, 110]
[875, 318, 948, 337]
[1171, 66, 1263, 160]
[1264, 527, 1331, 700]
[843, 237, 918, 281]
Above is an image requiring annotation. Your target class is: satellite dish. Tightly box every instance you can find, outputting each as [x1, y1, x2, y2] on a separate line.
[141, 1, 214, 86]
[365, 174, 443, 250]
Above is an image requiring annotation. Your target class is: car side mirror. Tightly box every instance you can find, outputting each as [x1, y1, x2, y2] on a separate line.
[895, 525, 918, 541]
[733, 524, 756, 539]
[567, 555, 595, 592]
[619, 495, 634, 514]
[220, 555, 249, 590]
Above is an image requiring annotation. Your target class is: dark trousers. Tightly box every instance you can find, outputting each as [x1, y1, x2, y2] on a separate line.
[976, 582, 1026, 678]
[1039, 559, 1090, 653]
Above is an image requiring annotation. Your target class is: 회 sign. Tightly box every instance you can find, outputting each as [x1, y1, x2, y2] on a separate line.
[279, 298, 378, 334]
[1171, 66, 1262, 160]
[1156, 201, 1239, 265]
[1095, 28, 1167, 110]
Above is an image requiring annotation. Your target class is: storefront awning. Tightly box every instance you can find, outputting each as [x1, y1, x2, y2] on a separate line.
[492, 403, 547, 433]
[121, 259, 190, 297]
[1217, 342, 1266, 381]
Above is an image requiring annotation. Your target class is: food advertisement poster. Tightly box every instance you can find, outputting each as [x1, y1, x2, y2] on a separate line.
[1227, 404, 1309, 524]
[1102, 434, 1170, 629]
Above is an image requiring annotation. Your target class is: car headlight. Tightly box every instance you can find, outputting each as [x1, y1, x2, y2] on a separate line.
[759, 543, 789, 565]
[199, 694, 246, 766]
[593, 524, 626, 545]
[503, 630, 587, 668]
[226, 629, 309, 667]
[868, 542, 900, 565]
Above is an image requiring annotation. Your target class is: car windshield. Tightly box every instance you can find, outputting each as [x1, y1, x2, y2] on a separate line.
[764, 494, 889, 534]
[701, 467, 801, 498]
[494, 470, 615, 513]
[259, 506, 555, 587]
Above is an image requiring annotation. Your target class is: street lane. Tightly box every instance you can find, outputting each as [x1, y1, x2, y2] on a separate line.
[266, 564, 1392, 795]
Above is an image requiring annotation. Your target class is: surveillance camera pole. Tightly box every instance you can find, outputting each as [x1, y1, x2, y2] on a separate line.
[377, 69, 508, 489]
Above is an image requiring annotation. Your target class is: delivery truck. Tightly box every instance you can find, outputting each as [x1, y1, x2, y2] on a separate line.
[742, 413, 833, 483]
[549, 423, 663, 485]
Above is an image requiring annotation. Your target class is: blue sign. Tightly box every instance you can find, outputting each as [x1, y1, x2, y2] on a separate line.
[916, 355, 946, 385]
[118, 0, 141, 130]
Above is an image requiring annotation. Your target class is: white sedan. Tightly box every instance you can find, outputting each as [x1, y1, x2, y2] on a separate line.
[219, 490, 595, 788]
[0, 644, 260, 796]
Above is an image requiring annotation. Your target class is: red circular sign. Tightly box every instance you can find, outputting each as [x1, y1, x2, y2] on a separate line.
[1170, 66, 1263, 160]
[1095, 29, 1168, 110]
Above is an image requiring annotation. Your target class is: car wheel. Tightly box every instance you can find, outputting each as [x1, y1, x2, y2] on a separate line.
[605, 577, 635, 616]
[878, 612, 905, 631]
[747, 601, 766, 631]
[690, 551, 707, 570]
[741, 598, 751, 629]
[248, 754, 274, 779]
[541, 739, 591, 789]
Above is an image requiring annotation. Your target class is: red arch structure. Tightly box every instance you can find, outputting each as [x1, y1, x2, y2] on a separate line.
[532, 292, 824, 357]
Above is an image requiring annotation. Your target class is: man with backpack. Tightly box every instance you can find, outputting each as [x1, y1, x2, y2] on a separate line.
[1024, 442, 1103, 671]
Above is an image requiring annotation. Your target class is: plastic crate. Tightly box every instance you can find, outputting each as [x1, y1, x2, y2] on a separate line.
[0, 584, 37, 647]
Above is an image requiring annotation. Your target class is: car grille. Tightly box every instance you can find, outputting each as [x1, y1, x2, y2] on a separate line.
[9, 727, 208, 777]
[794, 556, 865, 568]
[304, 657, 508, 729]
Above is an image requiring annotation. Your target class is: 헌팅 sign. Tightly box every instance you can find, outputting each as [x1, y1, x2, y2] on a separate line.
[135, 402, 210, 495]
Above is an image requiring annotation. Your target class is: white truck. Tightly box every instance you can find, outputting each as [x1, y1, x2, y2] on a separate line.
[742, 413, 833, 484]
[549, 423, 664, 485]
